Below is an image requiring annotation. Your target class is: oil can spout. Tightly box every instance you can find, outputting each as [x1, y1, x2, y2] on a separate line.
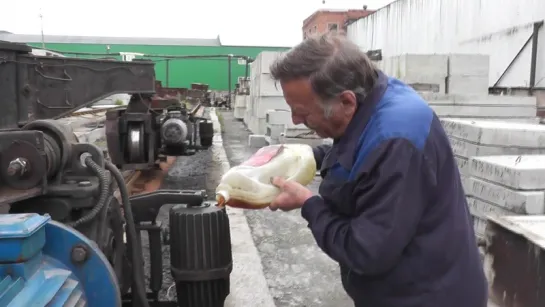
[216, 190, 229, 207]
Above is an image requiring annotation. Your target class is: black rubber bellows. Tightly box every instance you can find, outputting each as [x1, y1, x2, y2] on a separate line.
[169, 203, 232, 307]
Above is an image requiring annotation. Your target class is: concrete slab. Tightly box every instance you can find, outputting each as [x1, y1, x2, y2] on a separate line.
[234, 107, 245, 120]
[396, 54, 448, 79]
[467, 177, 545, 214]
[469, 155, 545, 190]
[255, 51, 286, 75]
[446, 75, 489, 96]
[441, 119, 545, 147]
[448, 54, 490, 77]
[467, 197, 513, 237]
[455, 155, 469, 174]
[432, 105, 536, 118]
[423, 94, 536, 106]
[440, 117, 540, 124]
[448, 137, 545, 158]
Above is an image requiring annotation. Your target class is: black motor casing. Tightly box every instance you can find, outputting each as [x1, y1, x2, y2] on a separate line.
[169, 203, 232, 307]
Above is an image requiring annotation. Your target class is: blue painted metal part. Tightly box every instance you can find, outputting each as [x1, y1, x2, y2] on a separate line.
[0, 213, 122, 307]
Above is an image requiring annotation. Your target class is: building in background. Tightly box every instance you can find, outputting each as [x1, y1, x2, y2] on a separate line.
[0, 33, 289, 90]
[302, 7, 374, 39]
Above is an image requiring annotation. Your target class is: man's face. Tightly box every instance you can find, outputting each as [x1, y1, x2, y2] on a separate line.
[280, 79, 356, 139]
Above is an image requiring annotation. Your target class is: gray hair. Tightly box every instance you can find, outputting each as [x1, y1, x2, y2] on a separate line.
[270, 33, 378, 116]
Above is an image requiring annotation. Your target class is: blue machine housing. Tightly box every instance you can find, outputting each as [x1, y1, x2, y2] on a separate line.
[0, 213, 121, 307]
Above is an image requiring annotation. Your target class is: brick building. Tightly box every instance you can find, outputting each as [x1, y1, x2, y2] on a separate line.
[302, 8, 374, 39]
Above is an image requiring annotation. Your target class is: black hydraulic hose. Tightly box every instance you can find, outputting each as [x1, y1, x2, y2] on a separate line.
[67, 156, 110, 227]
[109, 197, 126, 280]
[97, 192, 125, 280]
[104, 160, 150, 307]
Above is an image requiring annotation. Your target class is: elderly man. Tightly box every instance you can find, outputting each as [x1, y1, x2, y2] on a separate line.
[268, 33, 488, 307]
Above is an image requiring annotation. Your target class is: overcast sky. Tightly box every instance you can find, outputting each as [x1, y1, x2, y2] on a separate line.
[0, 0, 394, 47]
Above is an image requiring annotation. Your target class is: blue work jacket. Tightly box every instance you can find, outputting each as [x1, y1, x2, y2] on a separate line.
[302, 71, 488, 307]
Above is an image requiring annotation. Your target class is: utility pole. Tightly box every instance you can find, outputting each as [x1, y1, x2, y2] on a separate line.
[39, 9, 45, 48]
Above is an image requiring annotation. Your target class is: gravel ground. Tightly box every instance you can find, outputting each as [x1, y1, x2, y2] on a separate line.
[218, 110, 352, 307]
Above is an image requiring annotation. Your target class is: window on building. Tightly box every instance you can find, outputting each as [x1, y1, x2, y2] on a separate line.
[328, 23, 338, 32]
[237, 58, 247, 65]
[313, 25, 317, 33]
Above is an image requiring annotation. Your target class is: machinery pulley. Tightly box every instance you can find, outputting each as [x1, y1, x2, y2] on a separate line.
[127, 122, 146, 163]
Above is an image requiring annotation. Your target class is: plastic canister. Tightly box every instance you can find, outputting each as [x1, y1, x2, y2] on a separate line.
[215, 144, 316, 209]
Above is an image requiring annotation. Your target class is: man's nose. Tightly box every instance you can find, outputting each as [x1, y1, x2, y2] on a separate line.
[292, 115, 304, 125]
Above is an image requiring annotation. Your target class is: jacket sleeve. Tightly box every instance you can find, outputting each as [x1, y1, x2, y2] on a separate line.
[301, 138, 437, 276]
[312, 144, 332, 170]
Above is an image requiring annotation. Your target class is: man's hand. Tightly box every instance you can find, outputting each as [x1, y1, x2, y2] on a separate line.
[269, 176, 314, 211]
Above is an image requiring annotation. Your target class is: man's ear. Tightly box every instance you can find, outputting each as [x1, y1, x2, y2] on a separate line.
[339, 91, 357, 114]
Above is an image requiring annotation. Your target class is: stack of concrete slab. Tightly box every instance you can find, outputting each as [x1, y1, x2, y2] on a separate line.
[466, 155, 545, 240]
[447, 54, 489, 96]
[244, 51, 290, 135]
[385, 54, 449, 94]
[264, 109, 317, 145]
[244, 63, 258, 124]
[424, 94, 538, 123]
[233, 94, 247, 120]
[442, 118, 545, 195]
[383, 53, 476, 94]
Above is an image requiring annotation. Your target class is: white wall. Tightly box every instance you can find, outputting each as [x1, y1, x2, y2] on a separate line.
[347, 0, 545, 88]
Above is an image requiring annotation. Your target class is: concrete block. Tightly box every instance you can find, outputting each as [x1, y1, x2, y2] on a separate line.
[396, 54, 448, 79]
[455, 155, 469, 175]
[248, 134, 268, 148]
[266, 110, 291, 125]
[403, 75, 446, 94]
[265, 110, 306, 129]
[432, 104, 535, 118]
[468, 177, 545, 214]
[254, 97, 290, 118]
[448, 54, 490, 77]
[247, 117, 267, 135]
[255, 51, 286, 75]
[234, 107, 245, 120]
[467, 197, 513, 237]
[441, 117, 540, 124]
[460, 174, 471, 196]
[469, 155, 545, 190]
[266, 124, 285, 140]
[255, 74, 283, 96]
[441, 119, 545, 147]
[448, 137, 545, 158]
[447, 75, 489, 95]
[234, 95, 246, 108]
[243, 109, 251, 125]
[423, 94, 536, 107]
[244, 95, 251, 109]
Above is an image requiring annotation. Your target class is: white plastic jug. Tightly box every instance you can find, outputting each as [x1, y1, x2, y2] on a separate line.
[216, 144, 317, 209]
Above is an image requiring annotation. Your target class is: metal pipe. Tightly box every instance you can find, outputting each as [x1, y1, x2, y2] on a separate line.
[166, 59, 170, 87]
[529, 21, 543, 94]
[228, 55, 232, 109]
[244, 57, 249, 81]
[494, 34, 533, 87]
